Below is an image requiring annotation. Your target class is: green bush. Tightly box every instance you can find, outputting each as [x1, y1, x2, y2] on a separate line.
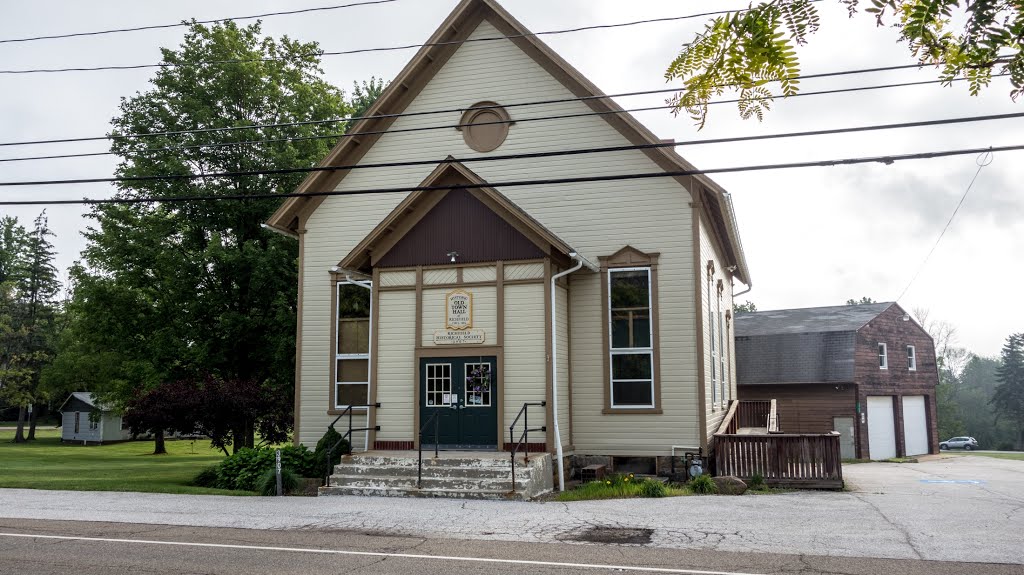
[748, 473, 765, 490]
[258, 467, 300, 496]
[211, 445, 317, 491]
[639, 480, 667, 498]
[690, 474, 718, 495]
[191, 466, 220, 488]
[311, 426, 349, 480]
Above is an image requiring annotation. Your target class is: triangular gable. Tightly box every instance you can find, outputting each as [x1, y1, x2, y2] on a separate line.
[340, 159, 575, 272]
[266, 0, 749, 285]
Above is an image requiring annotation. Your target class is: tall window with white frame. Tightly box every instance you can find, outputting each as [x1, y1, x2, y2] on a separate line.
[878, 342, 888, 370]
[335, 280, 372, 409]
[907, 345, 916, 371]
[708, 275, 717, 407]
[717, 281, 726, 407]
[609, 268, 654, 408]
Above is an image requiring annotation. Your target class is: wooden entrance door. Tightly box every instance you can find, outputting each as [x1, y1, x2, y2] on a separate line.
[419, 356, 498, 449]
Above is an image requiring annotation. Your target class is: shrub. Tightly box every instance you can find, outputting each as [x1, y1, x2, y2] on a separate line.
[690, 474, 718, 495]
[216, 447, 275, 491]
[192, 466, 220, 488]
[639, 480, 667, 498]
[258, 467, 301, 496]
[748, 473, 765, 490]
[279, 444, 317, 478]
[311, 426, 349, 480]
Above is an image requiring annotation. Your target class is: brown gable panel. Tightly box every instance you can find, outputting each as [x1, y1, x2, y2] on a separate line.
[377, 189, 545, 268]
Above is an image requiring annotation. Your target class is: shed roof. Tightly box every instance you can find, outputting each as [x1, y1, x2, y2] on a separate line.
[57, 392, 112, 413]
[734, 303, 895, 337]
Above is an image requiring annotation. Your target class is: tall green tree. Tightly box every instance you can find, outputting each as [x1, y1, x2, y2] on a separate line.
[60, 20, 352, 453]
[991, 333, 1024, 450]
[667, 0, 1024, 127]
[0, 214, 60, 442]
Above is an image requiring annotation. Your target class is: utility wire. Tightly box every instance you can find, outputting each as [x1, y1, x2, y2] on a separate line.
[895, 151, 995, 302]
[0, 0, 398, 45]
[0, 74, 1009, 164]
[0, 144, 1020, 206]
[0, 4, 823, 74]
[0, 62, 975, 149]
[2, 112, 1022, 187]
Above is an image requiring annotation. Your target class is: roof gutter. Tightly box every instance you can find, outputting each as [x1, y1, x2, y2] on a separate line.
[720, 192, 751, 288]
[260, 223, 299, 240]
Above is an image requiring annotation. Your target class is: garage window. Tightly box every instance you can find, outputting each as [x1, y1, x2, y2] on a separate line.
[907, 345, 916, 371]
[878, 342, 888, 370]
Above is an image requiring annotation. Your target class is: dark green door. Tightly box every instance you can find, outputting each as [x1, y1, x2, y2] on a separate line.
[419, 356, 498, 449]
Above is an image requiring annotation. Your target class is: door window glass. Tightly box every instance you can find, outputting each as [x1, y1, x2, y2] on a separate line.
[426, 363, 452, 407]
[464, 362, 492, 407]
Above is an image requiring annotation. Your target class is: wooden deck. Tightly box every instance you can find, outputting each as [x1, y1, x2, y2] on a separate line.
[714, 400, 844, 489]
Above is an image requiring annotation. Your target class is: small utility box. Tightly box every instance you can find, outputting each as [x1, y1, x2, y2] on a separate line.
[581, 464, 606, 482]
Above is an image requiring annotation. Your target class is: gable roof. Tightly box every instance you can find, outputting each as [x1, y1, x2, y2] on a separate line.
[57, 392, 111, 413]
[339, 159, 579, 272]
[266, 0, 750, 286]
[734, 303, 896, 337]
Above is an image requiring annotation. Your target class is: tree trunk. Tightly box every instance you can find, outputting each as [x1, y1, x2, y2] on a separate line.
[12, 406, 27, 443]
[153, 428, 166, 455]
[27, 405, 38, 441]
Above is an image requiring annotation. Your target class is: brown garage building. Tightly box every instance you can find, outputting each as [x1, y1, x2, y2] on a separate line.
[735, 302, 939, 460]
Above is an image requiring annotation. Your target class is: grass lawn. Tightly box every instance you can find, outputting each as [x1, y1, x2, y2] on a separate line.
[0, 428, 253, 495]
[557, 478, 693, 501]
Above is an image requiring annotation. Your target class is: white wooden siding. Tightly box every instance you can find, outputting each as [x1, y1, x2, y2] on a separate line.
[61, 411, 103, 443]
[700, 217, 736, 440]
[503, 284, 547, 434]
[379, 271, 417, 287]
[299, 18, 701, 453]
[376, 290, 417, 441]
[556, 284, 571, 449]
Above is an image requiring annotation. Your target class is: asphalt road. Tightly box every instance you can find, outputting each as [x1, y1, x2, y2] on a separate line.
[1, 518, 1021, 575]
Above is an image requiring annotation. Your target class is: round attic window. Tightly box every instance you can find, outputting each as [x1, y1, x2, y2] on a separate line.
[458, 101, 513, 152]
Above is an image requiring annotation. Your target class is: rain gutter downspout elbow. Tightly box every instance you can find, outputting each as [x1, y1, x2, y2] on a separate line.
[551, 253, 585, 492]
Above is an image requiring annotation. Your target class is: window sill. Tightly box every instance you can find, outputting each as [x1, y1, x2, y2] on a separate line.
[602, 408, 662, 415]
[327, 408, 370, 416]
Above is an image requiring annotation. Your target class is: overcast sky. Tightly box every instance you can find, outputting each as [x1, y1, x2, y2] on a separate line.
[1, 0, 1020, 356]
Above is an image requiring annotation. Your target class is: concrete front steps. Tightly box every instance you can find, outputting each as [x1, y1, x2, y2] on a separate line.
[319, 450, 553, 500]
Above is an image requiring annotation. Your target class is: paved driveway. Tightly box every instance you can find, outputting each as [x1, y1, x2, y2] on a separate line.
[0, 455, 1020, 565]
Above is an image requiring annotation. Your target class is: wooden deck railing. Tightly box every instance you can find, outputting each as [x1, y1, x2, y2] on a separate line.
[714, 400, 843, 489]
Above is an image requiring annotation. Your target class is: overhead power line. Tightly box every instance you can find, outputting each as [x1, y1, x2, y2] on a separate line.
[0, 2, 834, 74]
[0, 0, 398, 45]
[895, 151, 995, 302]
[0, 73, 1009, 164]
[0, 144, 1018, 206]
[0, 62, 982, 149]
[1, 112, 1021, 186]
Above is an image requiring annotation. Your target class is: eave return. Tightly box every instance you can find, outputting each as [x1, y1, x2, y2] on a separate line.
[714, 400, 844, 489]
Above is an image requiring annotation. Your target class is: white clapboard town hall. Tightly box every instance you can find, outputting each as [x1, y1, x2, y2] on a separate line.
[267, 0, 751, 498]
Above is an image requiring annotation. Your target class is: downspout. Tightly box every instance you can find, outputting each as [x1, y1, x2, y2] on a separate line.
[551, 253, 585, 492]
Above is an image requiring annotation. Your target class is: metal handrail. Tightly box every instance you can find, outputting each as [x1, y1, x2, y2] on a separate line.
[509, 401, 546, 493]
[417, 410, 441, 489]
[324, 403, 380, 487]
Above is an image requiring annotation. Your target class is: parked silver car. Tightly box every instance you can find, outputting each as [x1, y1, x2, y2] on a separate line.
[940, 436, 979, 450]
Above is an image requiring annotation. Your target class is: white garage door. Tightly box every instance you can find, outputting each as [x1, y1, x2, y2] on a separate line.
[867, 396, 897, 460]
[902, 395, 929, 456]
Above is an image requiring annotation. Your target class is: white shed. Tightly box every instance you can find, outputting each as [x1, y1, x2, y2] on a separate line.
[58, 392, 130, 445]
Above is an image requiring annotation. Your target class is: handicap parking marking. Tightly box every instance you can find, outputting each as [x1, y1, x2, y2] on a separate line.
[919, 479, 986, 484]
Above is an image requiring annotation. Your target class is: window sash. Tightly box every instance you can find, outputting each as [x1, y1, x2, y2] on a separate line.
[907, 345, 916, 371]
[878, 343, 888, 369]
[335, 280, 372, 410]
[608, 268, 655, 409]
